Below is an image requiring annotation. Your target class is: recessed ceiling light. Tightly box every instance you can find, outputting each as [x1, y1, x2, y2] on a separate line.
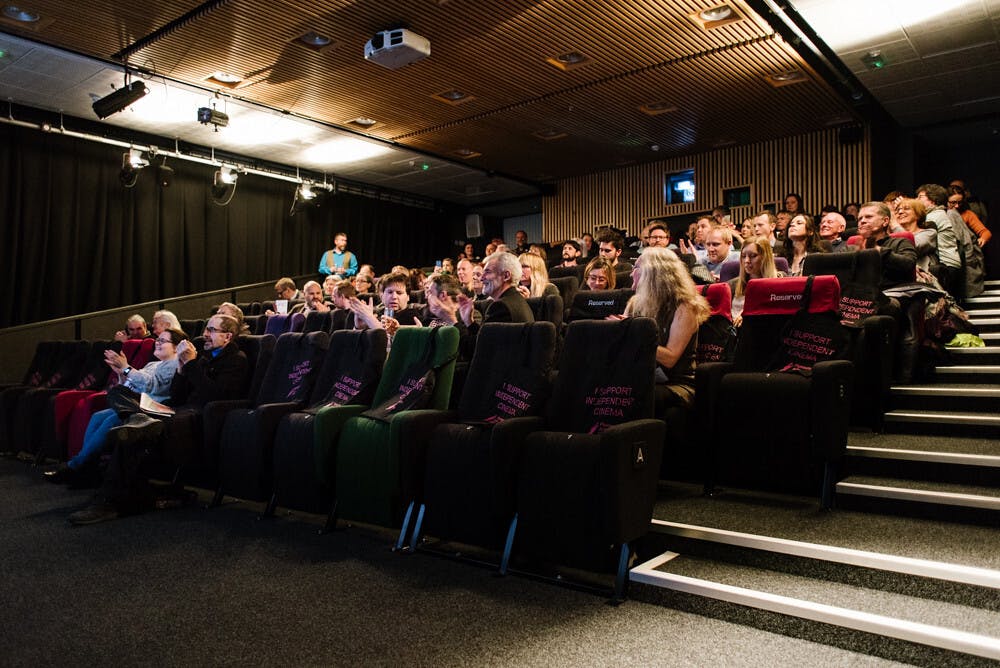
[533, 128, 568, 141]
[765, 69, 807, 87]
[453, 148, 482, 159]
[2, 5, 39, 22]
[546, 50, 591, 71]
[432, 89, 475, 105]
[690, 4, 740, 30]
[204, 71, 243, 89]
[700, 6, 732, 22]
[296, 31, 334, 51]
[348, 117, 377, 128]
[639, 101, 678, 116]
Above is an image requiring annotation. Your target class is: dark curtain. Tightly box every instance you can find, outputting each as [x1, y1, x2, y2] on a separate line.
[0, 124, 460, 327]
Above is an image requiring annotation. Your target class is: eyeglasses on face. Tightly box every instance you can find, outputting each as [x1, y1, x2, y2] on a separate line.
[154, 338, 173, 345]
[204, 326, 226, 334]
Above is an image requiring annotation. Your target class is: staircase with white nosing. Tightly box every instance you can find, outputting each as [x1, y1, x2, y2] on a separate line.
[633, 282, 1000, 664]
[837, 279, 1000, 520]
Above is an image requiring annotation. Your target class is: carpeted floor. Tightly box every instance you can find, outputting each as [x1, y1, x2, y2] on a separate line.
[1, 458, 911, 667]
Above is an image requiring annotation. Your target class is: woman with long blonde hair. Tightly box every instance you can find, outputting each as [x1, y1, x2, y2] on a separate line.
[517, 252, 559, 298]
[620, 247, 709, 409]
[730, 236, 779, 298]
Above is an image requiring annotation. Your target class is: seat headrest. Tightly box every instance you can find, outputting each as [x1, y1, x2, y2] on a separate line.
[743, 276, 841, 316]
[701, 282, 732, 319]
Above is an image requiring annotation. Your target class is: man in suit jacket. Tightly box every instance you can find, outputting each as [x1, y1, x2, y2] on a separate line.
[467, 251, 534, 326]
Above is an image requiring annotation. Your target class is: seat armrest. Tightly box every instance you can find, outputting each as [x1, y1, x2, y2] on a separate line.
[598, 419, 667, 543]
[313, 404, 369, 486]
[489, 416, 548, 512]
[810, 360, 854, 460]
[389, 409, 459, 501]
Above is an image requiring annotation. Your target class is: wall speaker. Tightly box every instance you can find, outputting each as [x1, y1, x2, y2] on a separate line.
[465, 213, 483, 238]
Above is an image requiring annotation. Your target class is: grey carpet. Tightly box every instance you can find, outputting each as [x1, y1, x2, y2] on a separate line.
[1, 459, 909, 667]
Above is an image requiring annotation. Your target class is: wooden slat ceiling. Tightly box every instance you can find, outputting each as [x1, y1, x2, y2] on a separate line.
[0, 0, 858, 194]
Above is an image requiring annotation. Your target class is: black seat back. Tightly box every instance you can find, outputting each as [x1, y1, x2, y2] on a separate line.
[458, 322, 557, 422]
[567, 289, 633, 321]
[308, 329, 388, 408]
[546, 318, 658, 433]
[254, 332, 330, 406]
[525, 295, 563, 330]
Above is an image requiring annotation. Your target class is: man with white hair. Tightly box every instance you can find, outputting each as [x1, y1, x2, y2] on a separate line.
[819, 211, 850, 253]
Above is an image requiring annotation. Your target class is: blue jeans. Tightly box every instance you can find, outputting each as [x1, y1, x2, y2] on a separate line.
[69, 408, 121, 469]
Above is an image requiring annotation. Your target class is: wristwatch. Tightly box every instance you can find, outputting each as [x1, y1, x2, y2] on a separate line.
[122, 366, 131, 376]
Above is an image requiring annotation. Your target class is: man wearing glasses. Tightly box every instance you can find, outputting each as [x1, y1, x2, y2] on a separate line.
[69, 315, 248, 525]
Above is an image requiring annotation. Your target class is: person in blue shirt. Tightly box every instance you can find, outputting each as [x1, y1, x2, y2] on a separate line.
[318, 232, 358, 279]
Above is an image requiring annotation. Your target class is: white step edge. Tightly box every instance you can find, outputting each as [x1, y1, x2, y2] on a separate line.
[968, 318, 1000, 326]
[883, 411, 1000, 426]
[948, 347, 1000, 354]
[649, 520, 1000, 589]
[981, 333, 1000, 340]
[934, 365, 1000, 374]
[631, 552, 1000, 661]
[965, 309, 1000, 317]
[891, 385, 1000, 396]
[836, 482, 1000, 510]
[846, 445, 1000, 468]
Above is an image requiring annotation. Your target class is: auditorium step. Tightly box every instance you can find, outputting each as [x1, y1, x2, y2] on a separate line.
[944, 347, 1000, 364]
[968, 318, 1000, 333]
[889, 383, 1000, 413]
[632, 520, 1000, 663]
[929, 365, 1000, 383]
[836, 475, 1000, 514]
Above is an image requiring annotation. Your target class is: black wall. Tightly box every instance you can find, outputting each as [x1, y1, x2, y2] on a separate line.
[0, 123, 462, 327]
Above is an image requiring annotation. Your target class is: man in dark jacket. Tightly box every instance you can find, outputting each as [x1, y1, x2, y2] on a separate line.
[69, 314, 249, 525]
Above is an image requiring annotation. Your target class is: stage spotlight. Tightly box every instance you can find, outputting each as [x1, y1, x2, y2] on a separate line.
[290, 181, 334, 215]
[214, 165, 238, 186]
[119, 148, 148, 188]
[92, 80, 149, 119]
[212, 165, 239, 205]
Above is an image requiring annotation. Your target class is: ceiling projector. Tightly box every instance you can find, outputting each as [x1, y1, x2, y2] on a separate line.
[364, 29, 430, 69]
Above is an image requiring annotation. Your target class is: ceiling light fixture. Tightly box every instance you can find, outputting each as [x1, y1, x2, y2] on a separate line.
[532, 128, 568, 141]
[432, 89, 474, 105]
[2, 5, 39, 22]
[299, 31, 333, 48]
[205, 71, 243, 89]
[639, 101, 678, 116]
[92, 79, 149, 119]
[545, 50, 591, 71]
[348, 117, 378, 128]
[765, 69, 806, 87]
[690, 4, 740, 29]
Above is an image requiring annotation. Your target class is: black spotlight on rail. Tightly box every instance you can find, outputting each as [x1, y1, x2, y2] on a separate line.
[119, 148, 148, 188]
[211, 165, 239, 205]
[290, 180, 334, 216]
[93, 80, 149, 119]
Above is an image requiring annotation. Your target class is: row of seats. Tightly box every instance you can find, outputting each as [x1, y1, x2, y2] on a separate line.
[145, 321, 665, 600]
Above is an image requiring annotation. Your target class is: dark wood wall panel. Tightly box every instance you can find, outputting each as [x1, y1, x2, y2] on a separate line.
[543, 127, 871, 241]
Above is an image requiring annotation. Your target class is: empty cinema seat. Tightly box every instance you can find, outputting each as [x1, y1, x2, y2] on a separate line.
[513, 317, 664, 601]
[331, 326, 459, 533]
[525, 294, 563, 330]
[213, 331, 330, 505]
[696, 275, 853, 508]
[268, 329, 388, 519]
[400, 322, 557, 554]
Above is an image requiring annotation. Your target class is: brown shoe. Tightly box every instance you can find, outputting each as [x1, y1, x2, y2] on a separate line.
[68, 501, 119, 526]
